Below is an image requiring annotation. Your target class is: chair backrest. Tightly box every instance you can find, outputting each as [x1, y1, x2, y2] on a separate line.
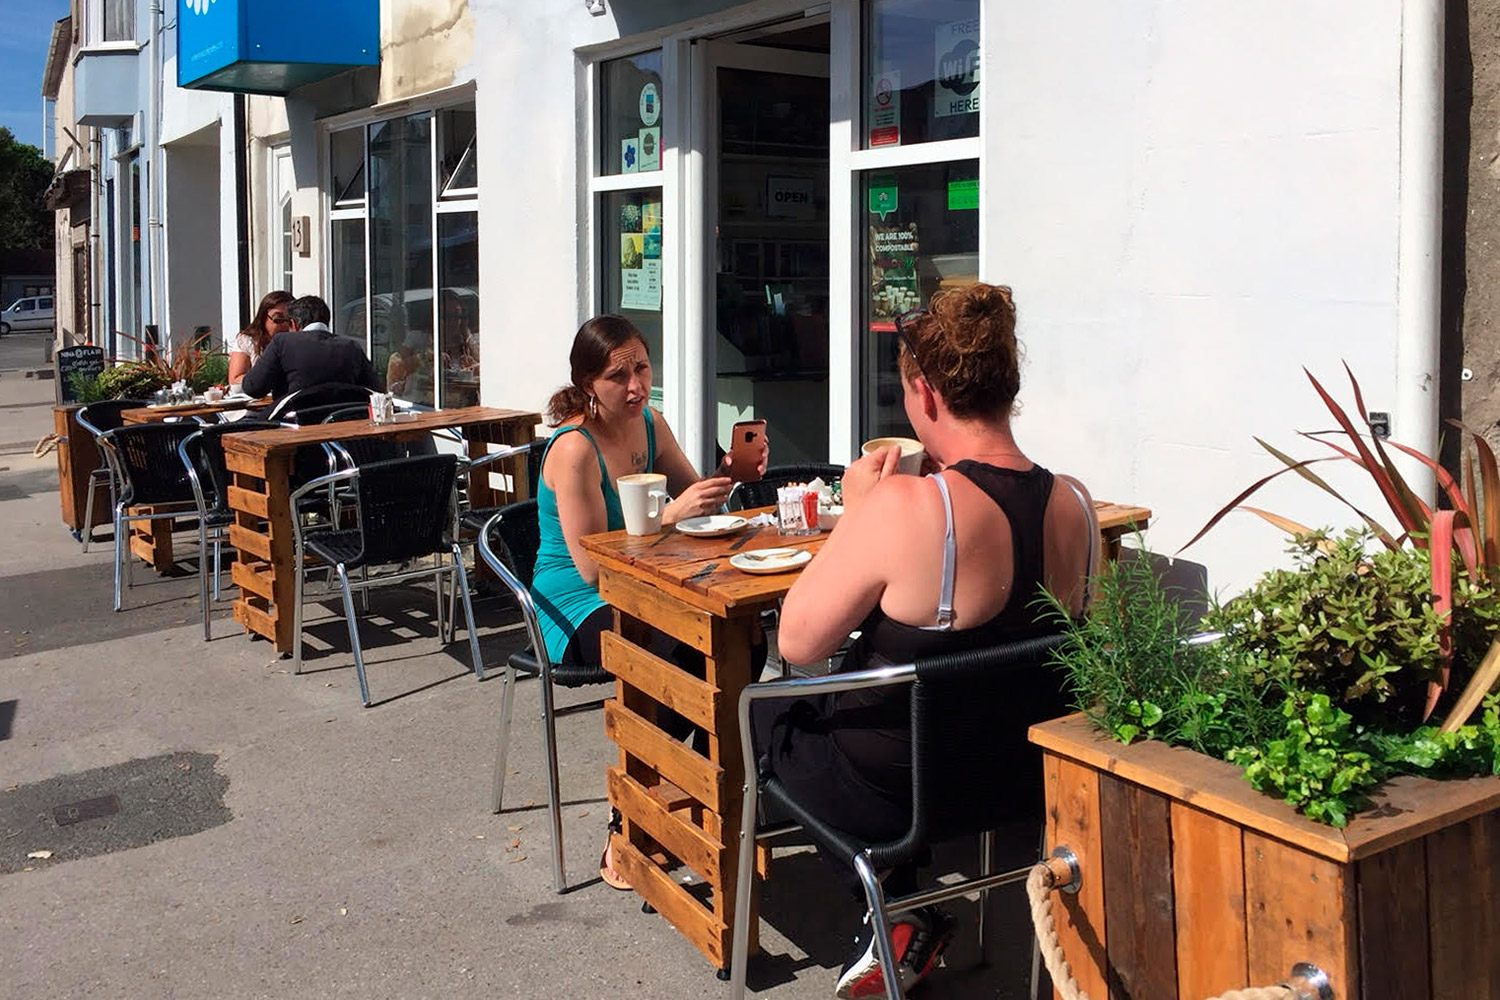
[728, 463, 846, 511]
[353, 454, 459, 564]
[76, 399, 150, 437]
[281, 401, 366, 426]
[266, 383, 373, 422]
[478, 502, 550, 671]
[322, 406, 408, 467]
[906, 633, 1068, 846]
[101, 423, 201, 507]
[482, 499, 540, 587]
[179, 420, 283, 513]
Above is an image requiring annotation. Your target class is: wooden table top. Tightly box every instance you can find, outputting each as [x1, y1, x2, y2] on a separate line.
[582, 498, 1153, 617]
[121, 397, 271, 424]
[220, 406, 541, 460]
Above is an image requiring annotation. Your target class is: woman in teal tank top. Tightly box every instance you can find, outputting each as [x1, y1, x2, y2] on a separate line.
[532, 315, 763, 667]
[534, 315, 768, 892]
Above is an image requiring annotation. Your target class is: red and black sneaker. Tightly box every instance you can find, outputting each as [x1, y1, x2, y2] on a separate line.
[834, 908, 951, 999]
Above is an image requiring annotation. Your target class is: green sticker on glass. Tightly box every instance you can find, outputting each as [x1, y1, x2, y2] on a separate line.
[868, 175, 898, 220]
[947, 178, 979, 211]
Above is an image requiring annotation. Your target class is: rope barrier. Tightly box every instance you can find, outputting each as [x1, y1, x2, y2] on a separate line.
[33, 433, 59, 458]
[1025, 859, 1328, 1000]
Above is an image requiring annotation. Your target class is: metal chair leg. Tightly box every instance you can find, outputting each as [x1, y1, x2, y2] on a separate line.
[853, 852, 907, 1000]
[292, 545, 306, 674]
[199, 520, 212, 641]
[978, 828, 995, 961]
[112, 506, 125, 611]
[452, 546, 483, 679]
[82, 470, 100, 552]
[729, 746, 764, 1000]
[491, 658, 519, 813]
[539, 663, 566, 894]
[211, 535, 222, 601]
[335, 563, 371, 707]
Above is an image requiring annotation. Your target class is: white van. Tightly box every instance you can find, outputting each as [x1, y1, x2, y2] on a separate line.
[0, 295, 55, 336]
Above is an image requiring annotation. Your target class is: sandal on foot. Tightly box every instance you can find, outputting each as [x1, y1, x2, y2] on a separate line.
[599, 844, 632, 891]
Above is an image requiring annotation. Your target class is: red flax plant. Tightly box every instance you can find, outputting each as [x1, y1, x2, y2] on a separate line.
[1180, 364, 1500, 729]
[114, 327, 224, 386]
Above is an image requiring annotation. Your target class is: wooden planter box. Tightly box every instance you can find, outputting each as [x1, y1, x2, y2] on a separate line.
[53, 404, 109, 533]
[1031, 713, 1500, 1000]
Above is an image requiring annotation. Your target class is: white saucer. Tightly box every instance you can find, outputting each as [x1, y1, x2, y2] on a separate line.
[676, 515, 749, 538]
[729, 547, 813, 575]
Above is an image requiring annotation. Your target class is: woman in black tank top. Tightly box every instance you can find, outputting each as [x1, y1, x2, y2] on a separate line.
[751, 283, 1096, 999]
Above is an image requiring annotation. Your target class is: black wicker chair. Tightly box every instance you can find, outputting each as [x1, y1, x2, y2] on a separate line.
[730, 634, 1068, 999]
[95, 422, 202, 611]
[727, 463, 846, 511]
[479, 502, 612, 894]
[75, 399, 150, 552]
[290, 454, 482, 707]
[178, 421, 283, 640]
[265, 383, 375, 423]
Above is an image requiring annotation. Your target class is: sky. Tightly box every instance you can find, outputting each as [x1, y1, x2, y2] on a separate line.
[0, 0, 71, 150]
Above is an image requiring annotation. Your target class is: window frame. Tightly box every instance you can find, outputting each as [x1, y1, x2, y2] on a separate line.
[319, 83, 480, 408]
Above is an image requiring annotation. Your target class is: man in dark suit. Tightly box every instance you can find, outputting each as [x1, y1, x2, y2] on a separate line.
[241, 295, 383, 401]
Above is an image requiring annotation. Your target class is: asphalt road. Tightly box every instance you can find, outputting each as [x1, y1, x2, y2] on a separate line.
[0, 327, 51, 374]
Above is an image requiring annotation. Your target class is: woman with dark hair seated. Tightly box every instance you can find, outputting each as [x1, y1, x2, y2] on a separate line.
[532, 314, 766, 888]
[765, 283, 1097, 998]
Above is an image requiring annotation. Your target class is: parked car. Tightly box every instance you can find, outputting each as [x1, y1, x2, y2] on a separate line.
[0, 295, 55, 336]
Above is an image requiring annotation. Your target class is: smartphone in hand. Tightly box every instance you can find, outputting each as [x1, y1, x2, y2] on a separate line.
[728, 419, 767, 483]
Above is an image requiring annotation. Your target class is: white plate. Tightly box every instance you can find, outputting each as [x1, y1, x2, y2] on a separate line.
[729, 547, 813, 575]
[676, 514, 749, 538]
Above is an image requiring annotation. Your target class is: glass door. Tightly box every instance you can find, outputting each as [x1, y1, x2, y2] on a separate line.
[693, 37, 831, 466]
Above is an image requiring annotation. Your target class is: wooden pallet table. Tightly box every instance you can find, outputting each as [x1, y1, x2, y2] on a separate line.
[1031, 712, 1500, 1000]
[583, 498, 1152, 972]
[221, 406, 540, 652]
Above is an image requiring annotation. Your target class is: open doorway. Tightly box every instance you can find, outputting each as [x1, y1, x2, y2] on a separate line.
[703, 19, 830, 465]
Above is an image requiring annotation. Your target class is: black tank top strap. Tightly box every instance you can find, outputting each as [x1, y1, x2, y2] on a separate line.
[948, 460, 1055, 628]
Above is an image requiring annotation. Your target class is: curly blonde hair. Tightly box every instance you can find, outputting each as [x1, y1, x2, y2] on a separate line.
[898, 282, 1020, 419]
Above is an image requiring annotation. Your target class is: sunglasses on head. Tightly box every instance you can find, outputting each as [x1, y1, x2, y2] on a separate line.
[269, 312, 290, 323]
[894, 307, 927, 376]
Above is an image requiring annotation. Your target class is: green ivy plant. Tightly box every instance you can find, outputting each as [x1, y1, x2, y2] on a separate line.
[1228, 694, 1381, 827]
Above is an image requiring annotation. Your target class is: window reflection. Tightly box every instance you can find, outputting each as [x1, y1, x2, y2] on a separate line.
[861, 159, 979, 439]
[369, 114, 436, 407]
[438, 213, 480, 408]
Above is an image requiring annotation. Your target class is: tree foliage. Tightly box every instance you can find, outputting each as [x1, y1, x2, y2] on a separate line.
[0, 127, 55, 251]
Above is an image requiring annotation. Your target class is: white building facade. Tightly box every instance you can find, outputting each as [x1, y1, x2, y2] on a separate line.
[165, 0, 1445, 592]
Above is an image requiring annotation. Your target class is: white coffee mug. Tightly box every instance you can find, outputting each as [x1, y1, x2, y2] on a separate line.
[617, 473, 670, 535]
[861, 436, 926, 476]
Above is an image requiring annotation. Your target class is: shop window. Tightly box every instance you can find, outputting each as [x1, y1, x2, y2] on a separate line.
[863, 0, 980, 149]
[437, 213, 480, 408]
[600, 51, 664, 176]
[439, 105, 477, 196]
[861, 159, 979, 439]
[368, 114, 436, 407]
[331, 127, 366, 208]
[330, 218, 366, 342]
[271, 146, 294, 293]
[599, 190, 664, 369]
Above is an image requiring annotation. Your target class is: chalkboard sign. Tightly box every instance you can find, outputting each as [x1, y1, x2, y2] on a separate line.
[56, 345, 106, 404]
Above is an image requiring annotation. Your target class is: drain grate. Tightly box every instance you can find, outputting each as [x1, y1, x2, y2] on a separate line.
[53, 794, 121, 827]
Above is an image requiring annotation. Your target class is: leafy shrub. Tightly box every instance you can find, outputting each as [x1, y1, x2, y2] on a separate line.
[67, 372, 109, 404]
[95, 364, 170, 400]
[1045, 549, 1283, 758]
[190, 353, 228, 391]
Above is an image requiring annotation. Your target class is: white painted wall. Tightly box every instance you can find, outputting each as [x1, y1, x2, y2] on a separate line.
[982, 0, 1408, 594]
[162, 137, 222, 343]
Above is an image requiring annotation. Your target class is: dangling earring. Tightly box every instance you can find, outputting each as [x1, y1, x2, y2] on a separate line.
[588, 395, 599, 420]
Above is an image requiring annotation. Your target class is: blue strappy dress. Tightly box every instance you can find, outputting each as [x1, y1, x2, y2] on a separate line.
[530, 410, 656, 663]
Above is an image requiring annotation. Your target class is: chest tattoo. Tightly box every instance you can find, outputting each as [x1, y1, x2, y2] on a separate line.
[631, 450, 647, 471]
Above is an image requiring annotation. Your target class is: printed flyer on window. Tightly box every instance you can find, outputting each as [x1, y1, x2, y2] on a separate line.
[620, 195, 662, 311]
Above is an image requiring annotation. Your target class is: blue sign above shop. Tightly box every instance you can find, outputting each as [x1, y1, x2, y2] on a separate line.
[177, 0, 378, 95]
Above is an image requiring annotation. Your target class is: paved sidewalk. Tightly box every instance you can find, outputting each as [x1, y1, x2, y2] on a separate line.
[0, 372, 1044, 1000]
